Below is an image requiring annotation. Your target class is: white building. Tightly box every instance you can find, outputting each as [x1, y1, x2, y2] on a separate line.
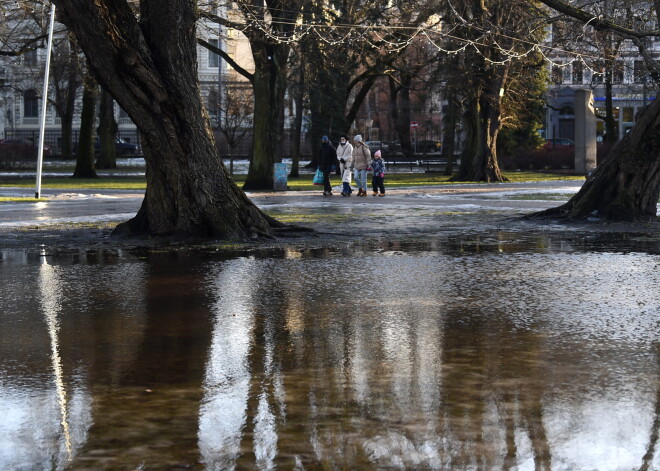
[0, 7, 257, 156]
[544, 19, 658, 142]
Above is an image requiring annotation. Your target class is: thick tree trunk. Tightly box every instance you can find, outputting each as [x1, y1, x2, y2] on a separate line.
[60, 114, 74, 159]
[453, 66, 508, 182]
[456, 93, 477, 180]
[54, 49, 79, 160]
[243, 40, 289, 190]
[73, 79, 98, 179]
[389, 75, 414, 159]
[442, 93, 459, 176]
[59, 77, 77, 160]
[96, 89, 118, 169]
[290, 64, 304, 178]
[533, 97, 660, 221]
[53, 0, 278, 238]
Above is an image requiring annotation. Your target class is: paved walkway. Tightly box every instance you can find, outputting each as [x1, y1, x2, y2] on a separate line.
[0, 180, 587, 228]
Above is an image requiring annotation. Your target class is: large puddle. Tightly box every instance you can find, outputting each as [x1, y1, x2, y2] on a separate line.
[1, 235, 659, 470]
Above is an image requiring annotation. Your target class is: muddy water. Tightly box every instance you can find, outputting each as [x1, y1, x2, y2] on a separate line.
[1, 236, 659, 470]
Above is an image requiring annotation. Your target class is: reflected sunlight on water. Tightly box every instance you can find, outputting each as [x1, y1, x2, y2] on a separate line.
[0, 238, 659, 470]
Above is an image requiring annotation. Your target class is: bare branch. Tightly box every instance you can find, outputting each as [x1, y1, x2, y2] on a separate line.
[197, 37, 254, 84]
[539, 0, 660, 39]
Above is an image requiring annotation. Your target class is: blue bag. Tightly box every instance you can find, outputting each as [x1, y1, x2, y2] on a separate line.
[313, 168, 324, 185]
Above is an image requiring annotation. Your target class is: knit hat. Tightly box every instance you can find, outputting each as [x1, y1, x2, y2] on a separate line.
[321, 135, 329, 142]
[374, 150, 382, 158]
[353, 134, 363, 142]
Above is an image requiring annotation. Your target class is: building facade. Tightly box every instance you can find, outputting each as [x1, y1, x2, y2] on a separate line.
[544, 23, 658, 143]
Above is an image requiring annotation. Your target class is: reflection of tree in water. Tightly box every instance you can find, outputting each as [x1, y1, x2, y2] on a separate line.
[6, 249, 660, 469]
[74, 251, 214, 468]
[196, 255, 557, 469]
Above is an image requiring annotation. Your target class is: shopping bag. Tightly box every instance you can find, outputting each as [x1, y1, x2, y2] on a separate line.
[342, 168, 352, 184]
[313, 168, 324, 185]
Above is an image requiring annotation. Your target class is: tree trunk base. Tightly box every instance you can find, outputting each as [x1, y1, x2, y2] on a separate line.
[528, 100, 660, 223]
[111, 201, 314, 239]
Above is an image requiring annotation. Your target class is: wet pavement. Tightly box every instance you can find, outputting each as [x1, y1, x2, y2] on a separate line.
[0, 180, 588, 229]
[1, 181, 659, 470]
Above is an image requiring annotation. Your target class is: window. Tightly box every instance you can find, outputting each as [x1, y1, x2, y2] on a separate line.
[551, 64, 564, 84]
[623, 107, 634, 123]
[208, 89, 219, 117]
[634, 60, 647, 83]
[23, 89, 38, 117]
[572, 61, 583, 84]
[591, 63, 604, 84]
[552, 21, 569, 46]
[208, 38, 219, 68]
[613, 61, 624, 84]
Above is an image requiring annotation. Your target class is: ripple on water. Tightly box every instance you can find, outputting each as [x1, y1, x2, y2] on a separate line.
[0, 246, 659, 470]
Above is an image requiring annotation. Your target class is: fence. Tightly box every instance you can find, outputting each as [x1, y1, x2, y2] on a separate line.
[214, 130, 315, 159]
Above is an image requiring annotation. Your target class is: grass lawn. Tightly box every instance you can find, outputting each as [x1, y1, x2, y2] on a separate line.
[0, 176, 147, 190]
[0, 171, 583, 191]
[0, 197, 47, 203]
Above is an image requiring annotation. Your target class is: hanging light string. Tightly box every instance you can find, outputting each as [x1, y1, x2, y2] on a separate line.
[217, 11, 612, 73]
[202, 2, 650, 81]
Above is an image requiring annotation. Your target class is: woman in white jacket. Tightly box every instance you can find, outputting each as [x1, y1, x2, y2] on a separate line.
[336, 134, 354, 196]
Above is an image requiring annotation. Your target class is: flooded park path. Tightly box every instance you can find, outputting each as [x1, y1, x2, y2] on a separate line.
[1, 181, 659, 469]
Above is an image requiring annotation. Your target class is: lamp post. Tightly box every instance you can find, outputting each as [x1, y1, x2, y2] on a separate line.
[35, 3, 55, 199]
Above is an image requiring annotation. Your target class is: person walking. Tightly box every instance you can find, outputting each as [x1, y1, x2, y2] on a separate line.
[318, 135, 337, 196]
[352, 134, 371, 197]
[371, 149, 386, 196]
[336, 134, 354, 196]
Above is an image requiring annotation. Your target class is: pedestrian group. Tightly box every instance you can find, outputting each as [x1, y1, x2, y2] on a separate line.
[318, 134, 386, 197]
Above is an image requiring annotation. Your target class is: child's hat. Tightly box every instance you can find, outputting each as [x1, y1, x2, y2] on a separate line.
[374, 150, 381, 158]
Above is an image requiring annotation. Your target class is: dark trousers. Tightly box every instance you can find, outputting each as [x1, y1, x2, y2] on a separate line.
[323, 170, 332, 192]
[372, 175, 385, 194]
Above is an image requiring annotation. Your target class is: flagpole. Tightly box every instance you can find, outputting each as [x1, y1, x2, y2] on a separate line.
[35, 3, 56, 199]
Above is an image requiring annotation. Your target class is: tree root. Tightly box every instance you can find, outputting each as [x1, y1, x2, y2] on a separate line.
[261, 211, 315, 233]
[524, 204, 571, 221]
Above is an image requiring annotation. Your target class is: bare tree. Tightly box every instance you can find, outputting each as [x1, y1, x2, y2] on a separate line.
[200, 0, 304, 190]
[217, 85, 253, 175]
[50, 37, 82, 159]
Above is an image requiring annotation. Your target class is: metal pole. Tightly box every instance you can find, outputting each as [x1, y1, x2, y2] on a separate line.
[35, 3, 55, 199]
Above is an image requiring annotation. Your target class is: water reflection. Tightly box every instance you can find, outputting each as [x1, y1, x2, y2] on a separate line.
[40, 260, 73, 464]
[199, 258, 258, 469]
[0, 241, 659, 469]
[193, 250, 660, 469]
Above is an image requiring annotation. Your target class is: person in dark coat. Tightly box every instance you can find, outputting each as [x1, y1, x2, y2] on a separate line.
[318, 135, 337, 196]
